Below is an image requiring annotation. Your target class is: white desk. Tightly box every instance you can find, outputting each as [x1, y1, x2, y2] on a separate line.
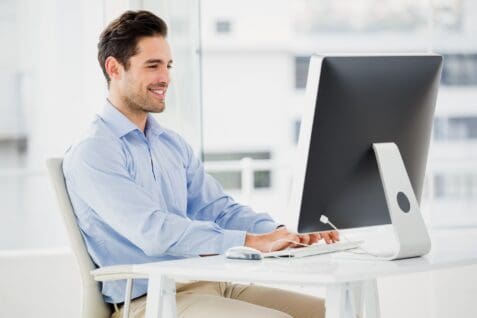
[98, 229, 477, 318]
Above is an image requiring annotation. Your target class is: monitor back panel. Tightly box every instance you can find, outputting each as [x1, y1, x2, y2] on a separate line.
[298, 55, 442, 233]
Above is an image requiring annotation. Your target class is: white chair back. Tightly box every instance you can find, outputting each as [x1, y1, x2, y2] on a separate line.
[46, 158, 111, 318]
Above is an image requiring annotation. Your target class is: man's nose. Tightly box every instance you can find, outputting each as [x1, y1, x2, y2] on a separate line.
[157, 66, 170, 84]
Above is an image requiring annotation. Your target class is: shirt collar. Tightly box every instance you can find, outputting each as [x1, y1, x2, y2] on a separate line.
[145, 113, 165, 137]
[98, 100, 164, 138]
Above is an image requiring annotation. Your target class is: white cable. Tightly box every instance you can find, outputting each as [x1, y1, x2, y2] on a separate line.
[319, 214, 379, 257]
[319, 215, 329, 224]
[319, 214, 351, 242]
[269, 217, 343, 255]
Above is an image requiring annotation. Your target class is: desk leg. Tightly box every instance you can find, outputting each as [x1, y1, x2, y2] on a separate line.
[144, 274, 177, 318]
[325, 283, 347, 318]
[325, 279, 380, 318]
[162, 276, 177, 318]
[362, 280, 380, 318]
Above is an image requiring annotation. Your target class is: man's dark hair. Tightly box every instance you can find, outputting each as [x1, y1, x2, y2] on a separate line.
[98, 10, 168, 85]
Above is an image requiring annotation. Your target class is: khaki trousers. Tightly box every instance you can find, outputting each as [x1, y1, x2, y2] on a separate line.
[112, 281, 325, 318]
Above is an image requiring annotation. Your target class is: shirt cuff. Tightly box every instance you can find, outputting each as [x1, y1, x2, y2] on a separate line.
[220, 229, 247, 253]
[252, 219, 280, 234]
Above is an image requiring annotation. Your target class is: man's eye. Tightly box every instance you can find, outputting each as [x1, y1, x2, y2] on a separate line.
[167, 65, 173, 69]
[148, 65, 157, 69]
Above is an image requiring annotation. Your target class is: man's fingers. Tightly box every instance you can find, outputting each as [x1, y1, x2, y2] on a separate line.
[269, 237, 294, 251]
[309, 233, 321, 245]
[322, 232, 332, 244]
[299, 234, 311, 246]
[325, 231, 339, 243]
[267, 232, 300, 251]
[270, 240, 290, 251]
[286, 233, 300, 248]
[331, 231, 340, 242]
[268, 230, 340, 251]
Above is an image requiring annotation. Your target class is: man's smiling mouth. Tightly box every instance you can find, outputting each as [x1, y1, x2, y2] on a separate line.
[148, 87, 166, 99]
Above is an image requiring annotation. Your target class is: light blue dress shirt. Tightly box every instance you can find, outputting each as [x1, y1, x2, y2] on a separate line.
[63, 101, 278, 303]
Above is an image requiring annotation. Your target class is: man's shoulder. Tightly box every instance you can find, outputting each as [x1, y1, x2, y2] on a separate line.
[160, 126, 183, 140]
[64, 117, 123, 165]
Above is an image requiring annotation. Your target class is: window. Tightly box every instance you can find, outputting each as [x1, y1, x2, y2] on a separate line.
[204, 151, 270, 161]
[294, 56, 310, 89]
[433, 1, 463, 31]
[434, 117, 477, 141]
[0, 137, 27, 155]
[441, 54, 477, 86]
[293, 0, 428, 33]
[204, 151, 272, 190]
[0, 70, 26, 169]
[253, 170, 271, 188]
[293, 119, 301, 144]
[201, 0, 477, 228]
[435, 173, 477, 199]
[211, 171, 242, 190]
[216, 20, 231, 33]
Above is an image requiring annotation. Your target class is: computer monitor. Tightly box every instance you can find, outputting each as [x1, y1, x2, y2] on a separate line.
[288, 54, 443, 259]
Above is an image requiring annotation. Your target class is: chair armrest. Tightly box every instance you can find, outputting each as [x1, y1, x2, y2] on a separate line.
[91, 264, 148, 282]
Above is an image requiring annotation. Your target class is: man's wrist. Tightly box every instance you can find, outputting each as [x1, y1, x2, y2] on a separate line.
[245, 233, 259, 248]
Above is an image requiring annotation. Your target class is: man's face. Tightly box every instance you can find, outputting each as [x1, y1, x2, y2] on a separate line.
[117, 36, 172, 114]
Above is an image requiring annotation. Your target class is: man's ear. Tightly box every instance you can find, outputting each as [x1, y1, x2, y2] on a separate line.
[105, 56, 123, 81]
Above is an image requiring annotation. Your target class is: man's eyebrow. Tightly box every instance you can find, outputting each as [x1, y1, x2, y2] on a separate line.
[144, 59, 173, 65]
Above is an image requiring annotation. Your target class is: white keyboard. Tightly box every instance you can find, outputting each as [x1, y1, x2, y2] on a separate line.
[263, 240, 364, 258]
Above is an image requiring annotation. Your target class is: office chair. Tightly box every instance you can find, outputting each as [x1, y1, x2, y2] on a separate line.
[46, 158, 143, 318]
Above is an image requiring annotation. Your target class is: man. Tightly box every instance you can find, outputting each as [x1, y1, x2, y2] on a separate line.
[63, 10, 338, 318]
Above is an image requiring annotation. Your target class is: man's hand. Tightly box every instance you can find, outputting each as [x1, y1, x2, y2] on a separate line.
[245, 228, 340, 253]
[297, 231, 340, 246]
[245, 227, 300, 252]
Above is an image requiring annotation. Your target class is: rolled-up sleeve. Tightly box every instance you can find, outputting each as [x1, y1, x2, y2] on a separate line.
[64, 137, 246, 257]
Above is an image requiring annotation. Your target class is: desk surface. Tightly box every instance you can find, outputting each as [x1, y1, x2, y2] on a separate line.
[133, 229, 477, 286]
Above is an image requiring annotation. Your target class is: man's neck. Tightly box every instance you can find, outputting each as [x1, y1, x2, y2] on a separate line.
[108, 93, 148, 133]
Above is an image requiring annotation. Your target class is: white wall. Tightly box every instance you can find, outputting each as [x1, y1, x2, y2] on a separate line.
[0, 250, 81, 318]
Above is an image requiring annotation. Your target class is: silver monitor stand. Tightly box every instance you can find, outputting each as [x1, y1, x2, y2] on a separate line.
[371, 142, 431, 260]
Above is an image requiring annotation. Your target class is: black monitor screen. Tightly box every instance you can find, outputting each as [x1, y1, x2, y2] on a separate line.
[297, 55, 443, 233]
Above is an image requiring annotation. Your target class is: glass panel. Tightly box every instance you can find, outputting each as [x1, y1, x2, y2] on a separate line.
[216, 20, 232, 33]
[204, 151, 271, 161]
[0, 0, 107, 249]
[204, 151, 272, 190]
[294, 0, 428, 33]
[294, 56, 309, 89]
[141, 0, 203, 153]
[441, 54, 477, 86]
[432, 0, 477, 227]
[254, 170, 271, 189]
[210, 171, 242, 190]
[434, 117, 477, 140]
[201, 0, 477, 227]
